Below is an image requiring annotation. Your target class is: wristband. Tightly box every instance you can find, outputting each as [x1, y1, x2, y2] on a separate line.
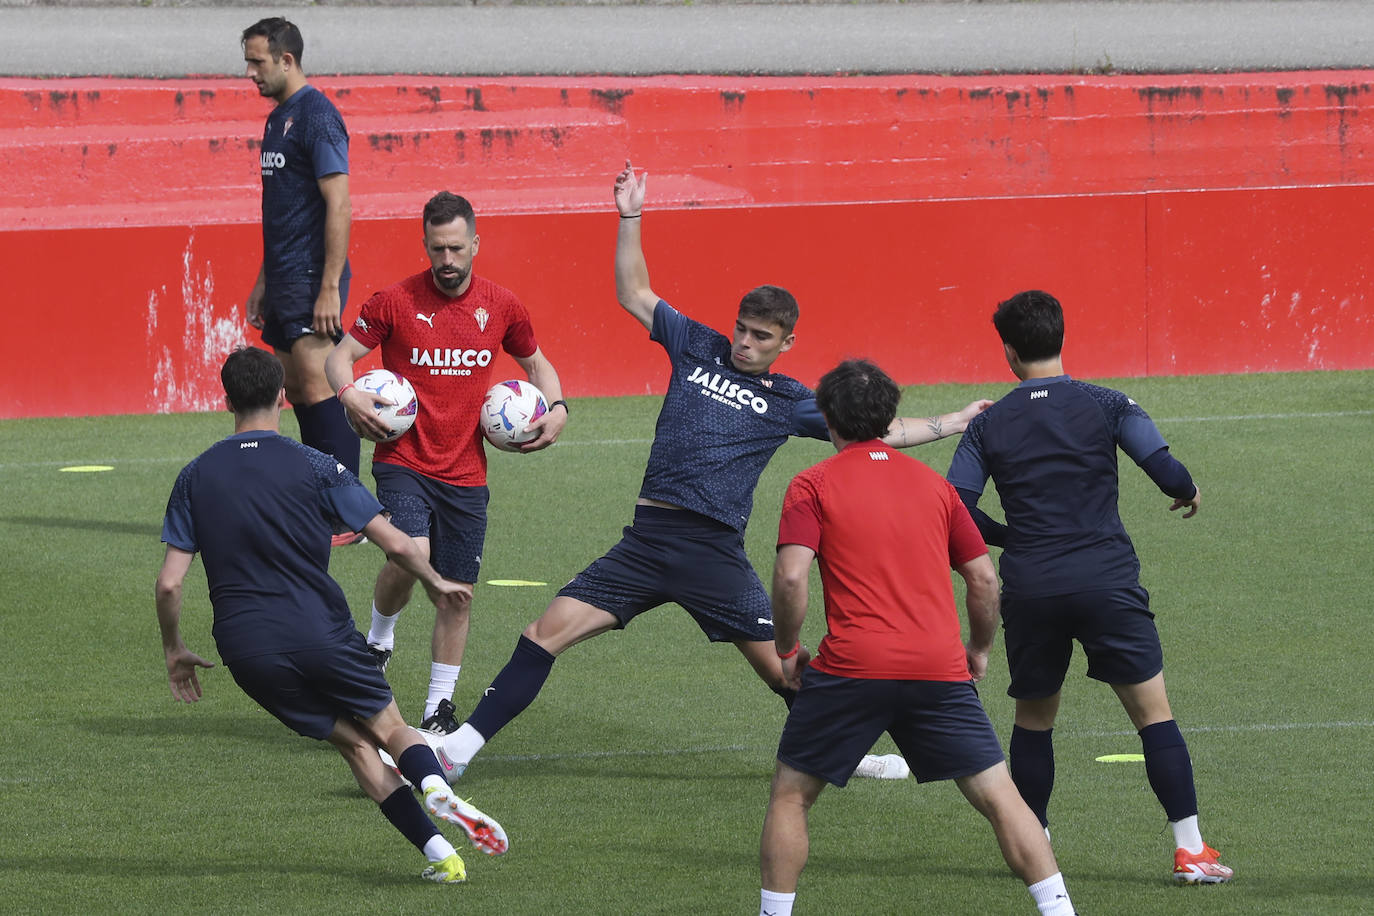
[620, 213, 642, 219]
[549, 399, 569, 415]
[777, 641, 800, 660]
[337, 383, 355, 399]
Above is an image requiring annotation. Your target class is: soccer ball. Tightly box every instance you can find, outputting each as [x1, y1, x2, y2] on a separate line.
[481, 380, 547, 452]
[347, 369, 418, 443]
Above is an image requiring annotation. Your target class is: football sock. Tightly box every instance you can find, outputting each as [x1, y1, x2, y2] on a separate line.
[295, 396, 360, 476]
[380, 785, 441, 852]
[1170, 814, 1205, 855]
[466, 635, 556, 741]
[1028, 873, 1075, 915]
[423, 833, 459, 863]
[1138, 720, 1198, 822]
[425, 664, 462, 720]
[368, 603, 399, 649]
[770, 685, 797, 709]
[397, 743, 447, 787]
[759, 889, 796, 916]
[1009, 725, 1055, 828]
[441, 723, 486, 770]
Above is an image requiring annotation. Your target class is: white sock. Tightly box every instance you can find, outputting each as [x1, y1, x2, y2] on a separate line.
[368, 603, 399, 649]
[424, 663, 461, 719]
[441, 722, 487, 769]
[1170, 815, 1204, 854]
[1028, 873, 1074, 916]
[760, 889, 795, 916]
[423, 833, 457, 863]
[419, 774, 447, 796]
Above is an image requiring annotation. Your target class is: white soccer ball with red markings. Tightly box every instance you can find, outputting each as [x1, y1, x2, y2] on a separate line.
[347, 369, 418, 442]
[481, 379, 547, 452]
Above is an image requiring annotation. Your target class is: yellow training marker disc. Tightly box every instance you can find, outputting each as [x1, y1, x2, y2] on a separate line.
[486, 579, 548, 587]
[59, 465, 114, 473]
[1095, 753, 1146, 763]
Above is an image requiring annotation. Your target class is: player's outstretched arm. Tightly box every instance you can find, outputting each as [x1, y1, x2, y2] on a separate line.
[954, 553, 1000, 682]
[613, 160, 659, 331]
[883, 399, 993, 448]
[513, 347, 568, 451]
[363, 514, 474, 613]
[155, 545, 216, 703]
[326, 336, 395, 442]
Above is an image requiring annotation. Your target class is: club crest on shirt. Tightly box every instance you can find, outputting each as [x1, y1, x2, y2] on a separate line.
[473, 307, 490, 333]
[282, 116, 294, 137]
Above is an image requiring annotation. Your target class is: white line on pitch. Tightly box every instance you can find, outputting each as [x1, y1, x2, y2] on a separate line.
[1069, 720, 1374, 739]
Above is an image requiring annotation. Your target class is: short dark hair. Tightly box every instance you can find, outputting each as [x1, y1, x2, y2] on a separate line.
[737, 285, 799, 334]
[423, 191, 477, 234]
[815, 358, 900, 443]
[992, 290, 1064, 362]
[221, 347, 283, 413]
[242, 18, 304, 66]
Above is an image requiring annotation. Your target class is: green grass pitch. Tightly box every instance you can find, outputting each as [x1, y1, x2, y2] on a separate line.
[1, 370, 1371, 915]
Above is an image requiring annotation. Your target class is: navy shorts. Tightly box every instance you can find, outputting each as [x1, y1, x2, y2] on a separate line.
[778, 669, 1005, 787]
[373, 463, 488, 583]
[226, 630, 393, 740]
[557, 505, 774, 642]
[260, 274, 350, 351]
[1002, 586, 1164, 699]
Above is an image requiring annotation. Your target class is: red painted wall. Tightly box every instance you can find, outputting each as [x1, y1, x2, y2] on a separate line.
[2, 73, 1372, 419]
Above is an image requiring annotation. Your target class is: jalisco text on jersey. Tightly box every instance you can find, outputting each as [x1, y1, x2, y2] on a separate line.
[686, 366, 769, 414]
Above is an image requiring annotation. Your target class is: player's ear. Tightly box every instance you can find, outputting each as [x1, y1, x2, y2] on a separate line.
[778, 332, 795, 354]
[470, 234, 480, 257]
[277, 389, 287, 409]
[224, 395, 234, 414]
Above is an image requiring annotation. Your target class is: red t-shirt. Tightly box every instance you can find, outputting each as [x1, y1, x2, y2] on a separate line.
[349, 271, 537, 486]
[776, 440, 988, 681]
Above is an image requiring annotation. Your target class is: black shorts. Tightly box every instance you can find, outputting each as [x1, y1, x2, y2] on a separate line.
[778, 669, 1005, 787]
[227, 630, 393, 740]
[557, 505, 773, 642]
[373, 463, 488, 583]
[260, 274, 350, 351]
[1002, 586, 1164, 699]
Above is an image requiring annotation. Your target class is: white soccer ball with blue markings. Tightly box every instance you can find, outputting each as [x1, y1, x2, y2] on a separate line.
[347, 369, 418, 443]
[481, 380, 547, 452]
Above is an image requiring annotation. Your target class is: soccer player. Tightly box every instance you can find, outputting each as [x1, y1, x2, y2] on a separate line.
[947, 289, 1233, 884]
[154, 346, 508, 885]
[324, 191, 567, 734]
[431, 161, 989, 783]
[759, 358, 1076, 916]
[241, 18, 360, 502]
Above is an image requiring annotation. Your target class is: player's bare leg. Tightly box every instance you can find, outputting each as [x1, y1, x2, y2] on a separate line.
[759, 761, 824, 908]
[275, 335, 337, 407]
[734, 639, 790, 692]
[524, 596, 620, 655]
[957, 762, 1076, 913]
[1111, 672, 1174, 730]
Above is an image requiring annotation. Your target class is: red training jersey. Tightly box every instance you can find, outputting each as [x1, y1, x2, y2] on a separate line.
[349, 271, 537, 486]
[776, 440, 988, 681]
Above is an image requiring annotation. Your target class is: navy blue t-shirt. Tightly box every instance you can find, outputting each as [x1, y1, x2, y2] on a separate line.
[259, 85, 350, 283]
[639, 301, 829, 532]
[161, 431, 382, 664]
[947, 376, 1171, 598]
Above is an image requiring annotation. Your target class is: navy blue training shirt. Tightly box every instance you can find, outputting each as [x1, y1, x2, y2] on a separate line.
[161, 431, 382, 664]
[639, 301, 829, 532]
[259, 85, 350, 283]
[947, 375, 1185, 598]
